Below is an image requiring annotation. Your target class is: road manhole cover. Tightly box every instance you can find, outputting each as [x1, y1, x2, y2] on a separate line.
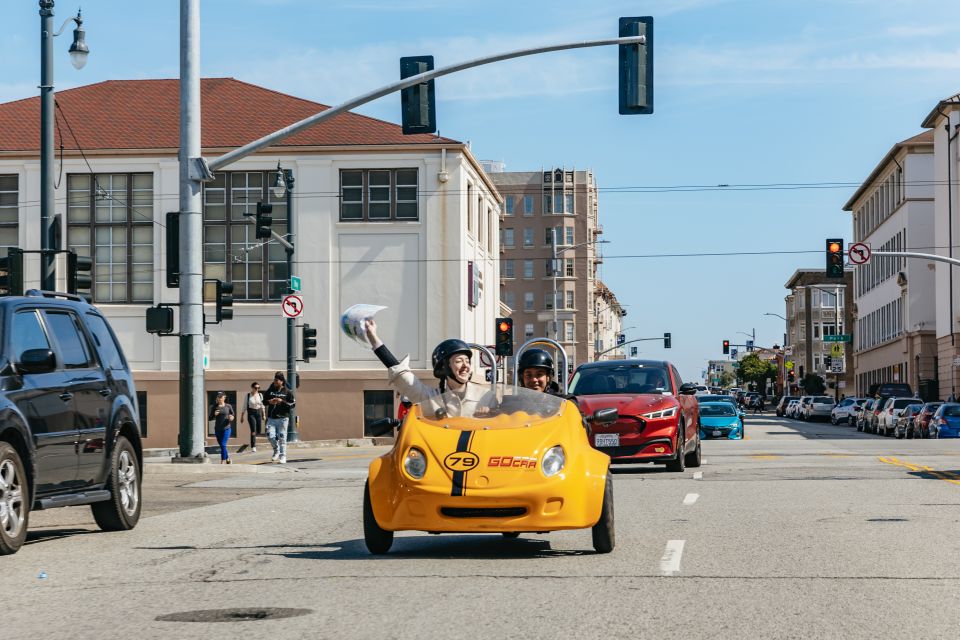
[156, 608, 312, 623]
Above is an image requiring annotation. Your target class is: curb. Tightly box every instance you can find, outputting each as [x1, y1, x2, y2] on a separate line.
[143, 437, 393, 459]
[144, 461, 293, 475]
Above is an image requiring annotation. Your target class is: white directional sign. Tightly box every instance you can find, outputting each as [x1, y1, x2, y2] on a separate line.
[848, 242, 871, 265]
[281, 294, 304, 318]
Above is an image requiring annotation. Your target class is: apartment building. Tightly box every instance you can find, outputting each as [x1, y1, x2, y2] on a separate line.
[922, 93, 960, 399]
[843, 130, 936, 398]
[784, 269, 855, 395]
[0, 78, 500, 447]
[486, 167, 610, 373]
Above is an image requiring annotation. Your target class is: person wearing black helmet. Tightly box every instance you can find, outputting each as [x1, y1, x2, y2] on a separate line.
[364, 318, 489, 416]
[518, 348, 562, 395]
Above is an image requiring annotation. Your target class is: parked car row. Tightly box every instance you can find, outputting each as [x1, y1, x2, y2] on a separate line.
[778, 395, 837, 421]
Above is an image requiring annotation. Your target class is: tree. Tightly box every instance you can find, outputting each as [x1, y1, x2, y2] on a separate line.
[738, 353, 778, 393]
[800, 373, 826, 395]
[718, 370, 736, 388]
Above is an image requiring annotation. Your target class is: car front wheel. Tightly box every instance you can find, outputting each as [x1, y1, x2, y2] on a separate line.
[0, 442, 28, 555]
[685, 434, 702, 468]
[666, 425, 686, 473]
[591, 473, 615, 553]
[363, 480, 393, 554]
[91, 435, 141, 531]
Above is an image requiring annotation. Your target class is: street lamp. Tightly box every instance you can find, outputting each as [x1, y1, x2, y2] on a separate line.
[764, 312, 786, 321]
[273, 162, 299, 442]
[39, 2, 89, 290]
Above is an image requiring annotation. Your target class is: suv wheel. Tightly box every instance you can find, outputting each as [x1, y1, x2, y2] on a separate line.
[685, 434, 702, 468]
[0, 443, 28, 555]
[91, 435, 141, 531]
[666, 425, 686, 473]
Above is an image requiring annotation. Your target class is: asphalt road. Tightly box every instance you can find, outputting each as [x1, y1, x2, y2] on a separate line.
[6, 414, 960, 639]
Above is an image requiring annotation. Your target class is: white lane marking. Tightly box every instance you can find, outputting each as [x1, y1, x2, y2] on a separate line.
[682, 493, 699, 505]
[692, 471, 703, 480]
[660, 540, 686, 575]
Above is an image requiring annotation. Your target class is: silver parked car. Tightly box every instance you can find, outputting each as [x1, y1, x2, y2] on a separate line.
[804, 396, 836, 421]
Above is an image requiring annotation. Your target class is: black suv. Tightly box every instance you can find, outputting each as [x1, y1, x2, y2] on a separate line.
[0, 291, 143, 554]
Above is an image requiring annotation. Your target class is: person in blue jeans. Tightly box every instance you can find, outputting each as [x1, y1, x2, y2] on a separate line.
[209, 391, 236, 464]
[265, 371, 296, 464]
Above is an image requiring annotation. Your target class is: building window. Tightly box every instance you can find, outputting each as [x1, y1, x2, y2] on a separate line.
[502, 259, 514, 278]
[505, 196, 514, 215]
[137, 391, 148, 438]
[523, 228, 534, 247]
[502, 228, 515, 248]
[545, 292, 555, 310]
[504, 291, 515, 310]
[565, 226, 574, 245]
[524, 292, 534, 311]
[67, 173, 154, 303]
[566, 290, 575, 309]
[339, 168, 418, 221]
[363, 390, 394, 437]
[565, 193, 574, 214]
[523, 260, 534, 279]
[565, 321, 575, 342]
[203, 171, 288, 301]
[524, 323, 534, 338]
[523, 195, 534, 216]
[0, 175, 17, 247]
[565, 258, 574, 277]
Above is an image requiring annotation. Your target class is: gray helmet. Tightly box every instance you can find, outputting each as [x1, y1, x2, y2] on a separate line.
[518, 348, 554, 378]
[432, 339, 472, 380]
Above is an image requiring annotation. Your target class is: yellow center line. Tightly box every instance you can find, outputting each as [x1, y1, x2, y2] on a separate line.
[878, 456, 960, 485]
[750, 454, 781, 460]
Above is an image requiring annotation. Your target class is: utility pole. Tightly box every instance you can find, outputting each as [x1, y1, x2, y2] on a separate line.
[39, 1, 56, 291]
[281, 167, 299, 442]
[177, 0, 206, 460]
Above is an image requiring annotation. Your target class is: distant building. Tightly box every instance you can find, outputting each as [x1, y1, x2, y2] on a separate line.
[0, 78, 501, 446]
[922, 93, 960, 400]
[487, 168, 611, 373]
[784, 269, 855, 395]
[843, 130, 936, 398]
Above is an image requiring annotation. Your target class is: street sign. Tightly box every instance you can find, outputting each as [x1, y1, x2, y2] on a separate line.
[731, 348, 738, 358]
[784, 346, 793, 356]
[630, 346, 638, 357]
[848, 242, 871, 265]
[746, 339, 754, 352]
[822, 334, 851, 343]
[830, 343, 844, 358]
[617, 333, 626, 346]
[785, 360, 794, 370]
[290, 276, 301, 292]
[732, 362, 740, 369]
[831, 360, 844, 373]
[281, 294, 304, 318]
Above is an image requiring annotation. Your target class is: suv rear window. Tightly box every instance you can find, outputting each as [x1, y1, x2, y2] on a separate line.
[84, 313, 127, 370]
[814, 396, 833, 403]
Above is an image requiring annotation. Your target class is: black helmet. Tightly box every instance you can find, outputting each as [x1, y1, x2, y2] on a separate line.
[518, 348, 554, 377]
[432, 338, 472, 380]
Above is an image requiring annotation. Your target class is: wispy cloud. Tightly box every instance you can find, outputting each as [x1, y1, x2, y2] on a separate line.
[885, 25, 955, 38]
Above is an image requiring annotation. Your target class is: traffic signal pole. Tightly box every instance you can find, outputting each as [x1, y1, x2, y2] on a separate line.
[284, 169, 299, 443]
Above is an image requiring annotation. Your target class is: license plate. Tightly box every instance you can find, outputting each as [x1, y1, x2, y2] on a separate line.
[712, 430, 722, 437]
[595, 433, 619, 447]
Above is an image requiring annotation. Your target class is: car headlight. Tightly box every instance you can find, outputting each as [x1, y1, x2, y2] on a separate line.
[403, 447, 427, 479]
[541, 445, 565, 478]
[641, 406, 678, 420]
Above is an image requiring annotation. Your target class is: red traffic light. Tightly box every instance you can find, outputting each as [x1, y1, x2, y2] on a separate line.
[498, 321, 511, 333]
[828, 242, 841, 253]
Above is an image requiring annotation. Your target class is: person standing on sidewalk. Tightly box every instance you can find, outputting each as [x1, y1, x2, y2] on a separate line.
[209, 391, 235, 464]
[265, 371, 296, 464]
[240, 382, 266, 452]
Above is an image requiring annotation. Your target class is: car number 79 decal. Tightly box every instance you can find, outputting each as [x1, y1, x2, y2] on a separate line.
[444, 452, 479, 471]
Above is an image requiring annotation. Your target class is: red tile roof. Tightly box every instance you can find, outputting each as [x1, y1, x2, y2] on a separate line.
[0, 78, 459, 153]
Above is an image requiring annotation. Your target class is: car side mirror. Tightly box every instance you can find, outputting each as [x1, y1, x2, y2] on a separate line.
[678, 383, 698, 395]
[368, 417, 400, 437]
[18, 349, 57, 375]
[590, 407, 619, 424]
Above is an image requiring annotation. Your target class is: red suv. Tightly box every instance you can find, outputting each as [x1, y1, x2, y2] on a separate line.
[570, 359, 701, 471]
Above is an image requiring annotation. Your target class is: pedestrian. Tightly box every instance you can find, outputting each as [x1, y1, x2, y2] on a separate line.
[240, 382, 266, 452]
[265, 371, 296, 464]
[209, 391, 235, 464]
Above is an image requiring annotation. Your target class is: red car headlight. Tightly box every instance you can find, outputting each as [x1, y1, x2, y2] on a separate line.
[641, 406, 678, 420]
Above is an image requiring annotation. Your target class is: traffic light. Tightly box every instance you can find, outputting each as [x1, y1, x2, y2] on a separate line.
[663, 332, 671, 349]
[215, 280, 234, 322]
[788, 369, 796, 383]
[166, 211, 180, 288]
[824, 355, 832, 368]
[255, 202, 273, 239]
[495, 317, 513, 356]
[67, 251, 93, 297]
[400, 55, 436, 135]
[722, 339, 730, 355]
[618, 17, 654, 115]
[826, 238, 844, 278]
[0, 247, 24, 296]
[302, 323, 318, 363]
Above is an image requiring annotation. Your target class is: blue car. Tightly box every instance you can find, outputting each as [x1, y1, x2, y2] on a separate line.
[932, 403, 960, 438]
[699, 401, 744, 439]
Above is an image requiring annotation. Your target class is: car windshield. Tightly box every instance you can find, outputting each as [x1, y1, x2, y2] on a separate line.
[700, 403, 737, 417]
[942, 405, 960, 418]
[703, 395, 736, 404]
[414, 384, 566, 429]
[924, 404, 942, 412]
[569, 364, 671, 395]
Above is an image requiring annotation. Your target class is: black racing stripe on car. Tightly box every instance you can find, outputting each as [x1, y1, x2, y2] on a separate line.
[450, 430, 473, 497]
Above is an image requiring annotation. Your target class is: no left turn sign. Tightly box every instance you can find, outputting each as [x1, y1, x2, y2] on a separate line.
[281, 294, 304, 318]
[848, 242, 871, 265]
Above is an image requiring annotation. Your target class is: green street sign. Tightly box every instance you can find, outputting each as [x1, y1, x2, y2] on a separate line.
[732, 362, 740, 369]
[290, 276, 301, 292]
[823, 334, 851, 343]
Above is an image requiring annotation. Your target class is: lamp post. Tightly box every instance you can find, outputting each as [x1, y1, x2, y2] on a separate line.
[271, 163, 299, 442]
[39, 1, 88, 291]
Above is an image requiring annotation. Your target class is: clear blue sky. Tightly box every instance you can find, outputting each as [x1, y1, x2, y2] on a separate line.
[5, 0, 960, 380]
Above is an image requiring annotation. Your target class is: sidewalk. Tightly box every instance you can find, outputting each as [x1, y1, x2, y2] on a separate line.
[143, 436, 392, 474]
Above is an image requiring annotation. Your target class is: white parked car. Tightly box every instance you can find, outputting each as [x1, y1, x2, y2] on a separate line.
[804, 396, 836, 421]
[785, 399, 801, 418]
[694, 385, 711, 397]
[876, 397, 924, 437]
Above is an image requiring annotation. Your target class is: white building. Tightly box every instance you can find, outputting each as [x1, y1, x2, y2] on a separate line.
[0, 78, 501, 446]
[842, 130, 936, 397]
[922, 93, 960, 400]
